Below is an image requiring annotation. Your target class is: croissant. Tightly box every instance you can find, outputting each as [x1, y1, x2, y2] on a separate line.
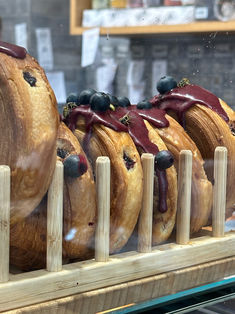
[10, 122, 96, 270]
[72, 112, 144, 253]
[0, 41, 59, 223]
[151, 81, 235, 211]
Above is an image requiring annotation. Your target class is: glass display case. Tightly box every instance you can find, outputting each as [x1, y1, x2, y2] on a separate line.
[0, 0, 235, 313]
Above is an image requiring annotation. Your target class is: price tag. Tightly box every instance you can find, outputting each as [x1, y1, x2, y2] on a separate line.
[81, 28, 100, 67]
[36, 28, 54, 70]
[15, 23, 28, 50]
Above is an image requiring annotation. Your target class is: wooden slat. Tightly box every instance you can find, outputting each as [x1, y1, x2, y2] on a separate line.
[138, 154, 154, 253]
[70, 21, 235, 36]
[47, 161, 64, 272]
[0, 166, 10, 283]
[5, 257, 235, 314]
[95, 157, 110, 262]
[176, 150, 192, 245]
[1, 233, 235, 311]
[212, 147, 227, 237]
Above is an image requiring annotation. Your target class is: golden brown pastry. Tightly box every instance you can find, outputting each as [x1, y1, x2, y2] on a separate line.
[155, 115, 213, 233]
[151, 79, 235, 212]
[10, 122, 96, 270]
[65, 102, 144, 253]
[65, 99, 178, 248]
[0, 41, 59, 223]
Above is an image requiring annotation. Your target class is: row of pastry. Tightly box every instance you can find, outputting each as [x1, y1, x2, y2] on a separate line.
[0, 41, 234, 270]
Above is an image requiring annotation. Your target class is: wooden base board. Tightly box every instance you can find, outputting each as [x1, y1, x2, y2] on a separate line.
[1, 231, 235, 312]
[5, 256, 235, 314]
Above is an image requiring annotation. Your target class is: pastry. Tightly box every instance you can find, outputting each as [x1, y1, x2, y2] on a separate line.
[151, 77, 235, 211]
[64, 93, 144, 253]
[10, 122, 96, 270]
[64, 92, 178, 247]
[0, 41, 59, 223]
[114, 104, 212, 234]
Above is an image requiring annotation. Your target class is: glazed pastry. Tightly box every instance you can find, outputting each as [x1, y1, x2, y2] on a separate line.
[151, 78, 235, 211]
[10, 122, 96, 270]
[0, 41, 59, 223]
[65, 94, 178, 247]
[65, 102, 144, 253]
[114, 105, 212, 234]
[111, 107, 178, 244]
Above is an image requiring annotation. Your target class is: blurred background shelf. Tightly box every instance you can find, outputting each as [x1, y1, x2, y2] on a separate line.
[70, 0, 235, 36]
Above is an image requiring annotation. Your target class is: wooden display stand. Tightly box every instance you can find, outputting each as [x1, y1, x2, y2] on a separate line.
[1, 147, 235, 313]
[70, 0, 235, 35]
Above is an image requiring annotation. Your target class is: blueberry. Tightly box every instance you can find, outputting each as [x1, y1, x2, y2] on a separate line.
[66, 93, 79, 105]
[90, 92, 110, 112]
[63, 154, 88, 178]
[156, 76, 177, 94]
[137, 100, 152, 110]
[107, 94, 119, 107]
[78, 88, 96, 105]
[155, 150, 174, 171]
[117, 96, 131, 107]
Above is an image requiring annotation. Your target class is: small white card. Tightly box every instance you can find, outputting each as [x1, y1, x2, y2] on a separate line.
[81, 28, 100, 68]
[96, 58, 117, 94]
[36, 28, 54, 70]
[152, 60, 167, 96]
[128, 83, 146, 105]
[46, 71, 66, 104]
[126, 60, 145, 86]
[15, 23, 28, 50]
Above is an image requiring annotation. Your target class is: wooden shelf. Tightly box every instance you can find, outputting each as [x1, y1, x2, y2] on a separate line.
[70, 0, 235, 36]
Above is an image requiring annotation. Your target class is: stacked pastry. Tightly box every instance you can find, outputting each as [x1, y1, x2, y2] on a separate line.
[1, 40, 234, 271]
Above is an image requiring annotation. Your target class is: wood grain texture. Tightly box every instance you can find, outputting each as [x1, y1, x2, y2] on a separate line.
[176, 150, 192, 245]
[212, 147, 227, 237]
[95, 157, 110, 262]
[0, 166, 10, 283]
[47, 161, 64, 272]
[5, 256, 235, 314]
[1, 232, 235, 311]
[138, 154, 154, 253]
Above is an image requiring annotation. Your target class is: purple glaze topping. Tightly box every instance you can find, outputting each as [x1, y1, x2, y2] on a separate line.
[150, 84, 229, 127]
[65, 105, 170, 213]
[0, 41, 27, 59]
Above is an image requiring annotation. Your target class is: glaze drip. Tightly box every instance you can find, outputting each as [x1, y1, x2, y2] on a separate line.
[150, 84, 229, 127]
[0, 41, 27, 59]
[65, 105, 170, 213]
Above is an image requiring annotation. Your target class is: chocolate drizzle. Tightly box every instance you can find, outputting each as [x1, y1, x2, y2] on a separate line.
[150, 84, 229, 127]
[0, 41, 27, 59]
[65, 105, 170, 213]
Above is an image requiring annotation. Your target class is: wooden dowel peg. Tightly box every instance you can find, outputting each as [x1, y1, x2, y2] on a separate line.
[176, 150, 192, 245]
[138, 154, 154, 253]
[95, 157, 110, 262]
[0, 166, 10, 283]
[47, 161, 64, 272]
[212, 146, 227, 237]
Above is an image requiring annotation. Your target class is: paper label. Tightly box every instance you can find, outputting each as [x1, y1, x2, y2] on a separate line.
[96, 58, 117, 94]
[46, 71, 66, 104]
[36, 28, 54, 70]
[152, 60, 167, 96]
[81, 28, 100, 67]
[127, 60, 145, 85]
[15, 23, 28, 50]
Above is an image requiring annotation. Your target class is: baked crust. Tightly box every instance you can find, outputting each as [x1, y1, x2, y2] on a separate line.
[143, 121, 177, 244]
[0, 52, 59, 223]
[155, 115, 213, 233]
[10, 122, 97, 270]
[181, 100, 235, 211]
[74, 123, 143, 253]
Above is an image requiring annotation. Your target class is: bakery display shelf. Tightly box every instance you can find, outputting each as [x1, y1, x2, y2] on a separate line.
[0, 147, 233, 313]
[70, 0, 235, 36]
